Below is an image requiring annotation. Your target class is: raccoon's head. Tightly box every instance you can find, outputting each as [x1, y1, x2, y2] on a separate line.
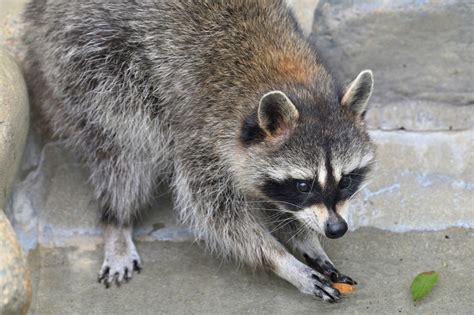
[239, 70, 375, 239]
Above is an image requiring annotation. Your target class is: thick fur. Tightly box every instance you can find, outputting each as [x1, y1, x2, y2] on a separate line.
[23, 0, 375, 300]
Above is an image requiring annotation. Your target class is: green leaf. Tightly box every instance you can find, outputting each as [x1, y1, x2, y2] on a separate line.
[410, 271, 439, 302]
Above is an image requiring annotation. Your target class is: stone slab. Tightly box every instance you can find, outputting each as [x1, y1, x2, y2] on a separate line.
[27, 228, 474, 314]
[349, 130, 474, 232]
[310, 0, 474, 131]
[8, 129, 473, 251]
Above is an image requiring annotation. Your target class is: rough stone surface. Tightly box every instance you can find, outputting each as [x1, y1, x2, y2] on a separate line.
[286, 0, 320, 35]
[311, 0, 474, 131]
[349, 130, 474, 232]
[0, 210, 32, 315]
[0, 0, 26, 60]
[0, 47, 31, 315]
[27, 228, 473, 314]
[0, 48, 29, 211]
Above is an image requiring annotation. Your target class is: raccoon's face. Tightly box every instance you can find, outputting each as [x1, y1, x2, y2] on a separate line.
[239, 70, 375, 239]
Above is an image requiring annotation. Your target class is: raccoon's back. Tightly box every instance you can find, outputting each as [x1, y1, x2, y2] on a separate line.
[23, 0, 154, 110]
[23, 0, 314, 143]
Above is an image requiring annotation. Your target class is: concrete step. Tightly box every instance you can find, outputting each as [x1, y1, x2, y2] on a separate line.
[7, 129, 473, 252]
[307, 0, 474, 131]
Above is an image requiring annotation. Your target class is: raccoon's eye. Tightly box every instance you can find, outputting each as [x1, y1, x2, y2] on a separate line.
[339, 175, 352, 190]
[296, 181, 311, 193]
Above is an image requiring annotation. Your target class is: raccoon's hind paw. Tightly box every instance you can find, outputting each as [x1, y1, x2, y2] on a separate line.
[98, 252, 142, 288]
[98, 255, 142, 289]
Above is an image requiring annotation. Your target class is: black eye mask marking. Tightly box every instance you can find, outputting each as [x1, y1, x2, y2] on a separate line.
[337, 166, 370, 200]
[262, 178, 322, 210]
[261, 166, 370, 211]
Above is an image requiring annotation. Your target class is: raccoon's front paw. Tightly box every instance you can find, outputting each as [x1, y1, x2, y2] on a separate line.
[98, 246, 142, 288]
[301, 270, 341, 302]
[304, 254, 357, 285]
[327, 270, 356, 285]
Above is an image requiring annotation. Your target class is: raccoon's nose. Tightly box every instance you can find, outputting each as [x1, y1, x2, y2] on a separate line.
[325, 220, 348, 239]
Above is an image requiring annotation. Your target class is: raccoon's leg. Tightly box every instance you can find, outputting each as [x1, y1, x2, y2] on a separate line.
[201, 215, 340, 301]
[88, 152, 154, 287]
[214, 217, 340, 301]
[173, 173, 340, 302]
[292, 235, 357, 285]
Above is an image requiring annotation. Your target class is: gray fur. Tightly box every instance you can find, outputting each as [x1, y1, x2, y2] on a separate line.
[23, 0, 375, 300]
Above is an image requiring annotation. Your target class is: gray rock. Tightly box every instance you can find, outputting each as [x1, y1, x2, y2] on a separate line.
[0, 211, 32, 315]
[0, 48, 31, 315]
[286, 0, 321, 35]
[0, 48, 29, 212]
[311, 0, 474, 131]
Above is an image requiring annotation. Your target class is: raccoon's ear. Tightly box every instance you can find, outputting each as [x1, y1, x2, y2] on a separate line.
[258, 91, 299, 139]
[341, 70, 374, 117]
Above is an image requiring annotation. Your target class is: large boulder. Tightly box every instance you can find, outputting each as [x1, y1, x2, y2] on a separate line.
[0, 48, 31, 314]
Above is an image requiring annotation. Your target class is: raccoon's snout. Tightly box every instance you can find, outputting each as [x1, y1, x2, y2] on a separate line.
[324, 214, 348, 239]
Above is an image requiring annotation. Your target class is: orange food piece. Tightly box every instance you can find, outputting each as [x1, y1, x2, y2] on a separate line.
[332, 282, 355, 293]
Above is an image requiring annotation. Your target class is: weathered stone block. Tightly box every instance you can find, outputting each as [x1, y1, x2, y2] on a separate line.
[0, 211, 31, 315]
[0, 48, 29, 210]
[0, 48, 31, 315]
[349, 130, 474, 232]
[310, 0, 474, 131]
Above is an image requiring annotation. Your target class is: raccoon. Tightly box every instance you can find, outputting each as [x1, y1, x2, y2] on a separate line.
[23, 0, 375, 302]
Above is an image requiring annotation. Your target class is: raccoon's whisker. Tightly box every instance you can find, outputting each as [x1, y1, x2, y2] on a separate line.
[268, 217, 297, 234]
[287, 225, 306, 243]
[264, 215, 290, 225]
[249, 209, 288, 221]
[275, 200, 305, 210]
[244, 200, 304, 210]
[287, 220, 310, 243]
[349, 181, 372, 201]
[247, 207, 295, 216]
[242, 200, 304, 211]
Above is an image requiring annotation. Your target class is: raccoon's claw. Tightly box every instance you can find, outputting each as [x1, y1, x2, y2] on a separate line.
[304, 254, 357, 285]
[320, 266, 357, 286]
[328, 271, 357, 285]
[133, 259, 142, 274]
[310, 272, 341, 302]
[98, 255, 142, 288]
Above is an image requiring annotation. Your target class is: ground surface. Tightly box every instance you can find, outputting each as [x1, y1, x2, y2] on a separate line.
[27, 228, 473, 315]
